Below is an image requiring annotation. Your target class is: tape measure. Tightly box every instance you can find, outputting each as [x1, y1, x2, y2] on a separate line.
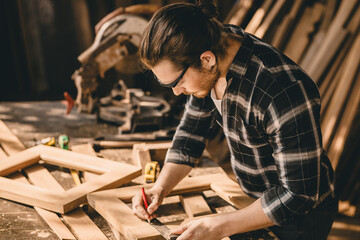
[144, 161, 160, 183]
[40, 137, 56, 146]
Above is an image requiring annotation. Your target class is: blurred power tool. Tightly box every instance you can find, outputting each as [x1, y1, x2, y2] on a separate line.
[98, 80, 171, 132]
[72, 13, 149, 114]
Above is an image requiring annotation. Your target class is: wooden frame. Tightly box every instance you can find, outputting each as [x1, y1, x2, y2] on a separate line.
[0, 144, 141, 214]
[132, 142, 172, 169]
[87, 173, 256, 240]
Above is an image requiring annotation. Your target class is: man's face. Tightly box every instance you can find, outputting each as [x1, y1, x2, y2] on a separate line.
[152, 59, 219, 98]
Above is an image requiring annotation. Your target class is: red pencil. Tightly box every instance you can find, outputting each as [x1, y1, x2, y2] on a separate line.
[141, 187, 149, 209]
[141, 187, 150, 223]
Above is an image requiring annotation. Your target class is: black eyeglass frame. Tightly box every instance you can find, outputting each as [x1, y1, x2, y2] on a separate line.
[154, 66, 189, 88]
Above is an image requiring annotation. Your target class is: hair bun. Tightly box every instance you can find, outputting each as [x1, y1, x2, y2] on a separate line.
[195, 0, 218, 19]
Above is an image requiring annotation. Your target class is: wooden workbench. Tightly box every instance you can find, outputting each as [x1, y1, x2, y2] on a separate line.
[0, 101, 276, 240]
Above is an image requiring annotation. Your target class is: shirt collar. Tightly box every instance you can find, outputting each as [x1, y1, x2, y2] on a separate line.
[223, 25, 254, 83]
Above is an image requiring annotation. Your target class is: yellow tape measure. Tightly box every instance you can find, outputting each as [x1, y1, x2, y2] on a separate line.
[144, 161, 160, 183]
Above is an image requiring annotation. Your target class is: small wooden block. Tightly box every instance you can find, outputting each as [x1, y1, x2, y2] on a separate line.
[180, 194, 212, 218]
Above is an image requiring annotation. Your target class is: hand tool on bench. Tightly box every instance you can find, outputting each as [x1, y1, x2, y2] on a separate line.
[141, 187, 180, 240]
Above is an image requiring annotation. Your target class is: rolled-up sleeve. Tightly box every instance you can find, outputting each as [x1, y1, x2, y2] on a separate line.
[165, 95, 215, 167]
[261, 80, 322, 225]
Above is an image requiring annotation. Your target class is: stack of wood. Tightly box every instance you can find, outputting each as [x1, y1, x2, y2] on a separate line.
[225, 0, 360, 214]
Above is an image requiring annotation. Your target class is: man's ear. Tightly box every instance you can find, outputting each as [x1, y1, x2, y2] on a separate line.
[200, 51, 216, 71]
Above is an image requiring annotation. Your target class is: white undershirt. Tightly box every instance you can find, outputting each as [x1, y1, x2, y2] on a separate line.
[211, 88, 222, 116]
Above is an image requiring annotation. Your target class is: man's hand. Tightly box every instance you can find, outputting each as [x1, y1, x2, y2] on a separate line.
[132, 187, 164, 220]
[172, 216, 226, 240]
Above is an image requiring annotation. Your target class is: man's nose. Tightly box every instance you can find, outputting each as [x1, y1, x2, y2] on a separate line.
[172, 86, 184, 96]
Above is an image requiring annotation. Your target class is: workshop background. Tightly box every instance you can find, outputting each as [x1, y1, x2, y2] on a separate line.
[0, 0, 360, 239]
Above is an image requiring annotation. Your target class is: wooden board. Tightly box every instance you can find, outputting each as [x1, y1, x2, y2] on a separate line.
[305, 0, 358, 82]
[271, 0, 304, 50]
[254, 0, 286, 39]
[0, 144, 141, 213]
[87, 173, 256, 240]
[327, 69, 360, 168]
[245, 0, 273, 34]
[284, 3, 323, 63]
[132, 142, 172, 170]
[321, 32, 360, 150]
[0, 149, 76, 240]
[180, 194, 212, 218]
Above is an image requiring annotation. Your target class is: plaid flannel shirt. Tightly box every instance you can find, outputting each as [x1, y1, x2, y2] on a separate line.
[165, 25, 335, 226]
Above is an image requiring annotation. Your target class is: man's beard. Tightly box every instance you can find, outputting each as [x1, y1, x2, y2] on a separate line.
[193, 67, 220, 98]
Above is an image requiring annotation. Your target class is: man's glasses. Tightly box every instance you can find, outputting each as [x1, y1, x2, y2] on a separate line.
[154, 66, 189, 88]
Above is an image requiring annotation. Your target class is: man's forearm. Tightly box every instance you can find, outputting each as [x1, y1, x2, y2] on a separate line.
[151, 162, 192, 196]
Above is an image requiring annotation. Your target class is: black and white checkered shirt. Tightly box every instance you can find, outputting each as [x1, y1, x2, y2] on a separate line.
[165, 25, 335, 226]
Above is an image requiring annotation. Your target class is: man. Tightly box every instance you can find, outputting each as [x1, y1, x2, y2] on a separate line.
[132, 2, 338, 239]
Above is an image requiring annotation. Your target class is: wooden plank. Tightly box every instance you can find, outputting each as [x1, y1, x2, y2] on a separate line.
[88, 193, 159, 240]
[0, 122, 77, 240]
[0, 176, 67, 213]
[284, 3, 323, 63]
[245, 0, 273, 34]
[180, 194, 212, 218]
[271, 0, 304, 50]
[71, 143, 120, 239]
[0, 120, 26, 154]
[0, 145, 141, 213]
[327, 70, 360, 169]
[306, 0, 358, 82]
[227, 0, 253, 26]
[39, 145, 125, 173]
[254, 0, 286, 39]
[88, 173, 255, 240]
[24, 163, 109, 240]
[1, 149, 76, 240]
[300, 0, 337, 69]
[0, 149, 41, 176]
[132, 142, 172, 170]
[71, 143, 100, 181]
[321, 32, 360, 150]
[211, 175, 256, 209]
[62, 167, 141, 213]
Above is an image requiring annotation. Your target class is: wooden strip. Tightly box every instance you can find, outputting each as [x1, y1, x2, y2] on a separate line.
[227, 0, 253, 26]
[271, 0, 304, 49]
[211, 175, 256, 209]
[71, 143, 99, 180]
[24, 164, 109, 240]
[0, 121, 113, 239]
[245, 0, 273, 34]
[88, 173, 220, 203]
[1, 149, 76, 240]
[95, 140, 170, 148]
[0, 144, 141, 214]
[71, 143, 120, 239]
[88, 173, 255, 240]
[132, 143, 152, 168]
[306, 0, 358, 82]
[284, 3, 323, 63]
[321, 32, 360, 150]
[0, 150, 41, 176]
[180, 194, 212, 218]
[38, 145, 126, 173]
[88, 194, 159, 240]
[62, 167, 141, 213]
[254, 0, 286, 39]
[0, 120, 26, 154]
[327, 70, 360, 168]
[0, 176, 66, 213]
[300, 0, 337, 69]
